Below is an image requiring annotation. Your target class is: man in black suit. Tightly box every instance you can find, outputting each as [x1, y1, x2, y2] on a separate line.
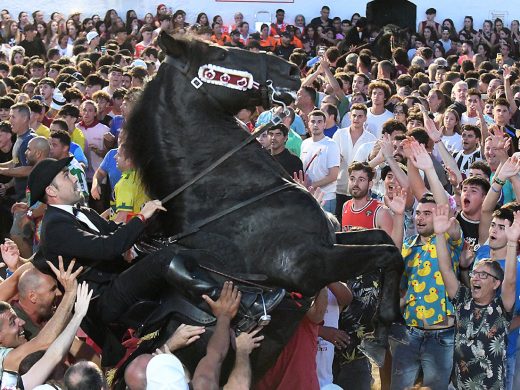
[28, 158, 284, 336]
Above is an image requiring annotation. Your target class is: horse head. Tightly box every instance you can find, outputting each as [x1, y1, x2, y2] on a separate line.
[157, 32, 301, 112]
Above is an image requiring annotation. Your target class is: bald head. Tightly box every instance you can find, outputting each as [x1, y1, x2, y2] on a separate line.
[29, 136, 50, 156]
[18, 268, 53, 300]
[125, 354, 153, 390]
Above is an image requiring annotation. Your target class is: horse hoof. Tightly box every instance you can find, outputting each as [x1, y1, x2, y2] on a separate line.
[357, 339, 387, 367]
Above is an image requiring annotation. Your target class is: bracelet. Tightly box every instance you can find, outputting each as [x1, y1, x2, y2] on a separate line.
[491, 185, 501, 193]
[135, 213, 146, 222]
[434, 139, 442, 144]
[493, 177, 506, 186]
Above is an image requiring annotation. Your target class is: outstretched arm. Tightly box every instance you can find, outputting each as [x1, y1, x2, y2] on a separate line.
[433, 205, 460, 300]
[192, 281, 241, 390]
[224, 327, 264, 390]
[21, 282, 92, 389]
[4, 257, 81, 371]
[502, 211, 520, 312]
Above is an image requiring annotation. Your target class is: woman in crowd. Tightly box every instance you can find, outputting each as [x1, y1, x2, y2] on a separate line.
[196, 12, 210, 27]
[442, 18, 459, 40]
[439, 107, 463, 153]
[459, 15, 477, 41]
[422, 25, 437, 48]
[45, 20, 60, 49]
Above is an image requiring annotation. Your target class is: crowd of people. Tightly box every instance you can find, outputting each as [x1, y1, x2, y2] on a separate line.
[0, 2, 520, 389]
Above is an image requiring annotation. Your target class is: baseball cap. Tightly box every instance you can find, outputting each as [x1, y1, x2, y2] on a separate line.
[146, 354, 189, 390]
[86, 31, 99, 44]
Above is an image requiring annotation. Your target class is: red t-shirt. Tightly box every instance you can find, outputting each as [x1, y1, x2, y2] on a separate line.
[255, 316, 320, 390]
[342, 198, 382, 231]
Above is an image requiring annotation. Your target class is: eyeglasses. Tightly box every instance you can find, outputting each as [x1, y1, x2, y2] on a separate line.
[394, 111, 404, 115]
[469, 270, 499, 280]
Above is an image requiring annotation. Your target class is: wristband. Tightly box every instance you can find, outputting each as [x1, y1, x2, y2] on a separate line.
[434, 139, 442, 144]
[493, 177, 506, 186]
[5, 269, 13, 278]
[491, 185, 501, 193]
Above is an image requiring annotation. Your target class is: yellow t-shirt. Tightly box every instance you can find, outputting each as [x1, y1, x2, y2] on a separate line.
[71, 127, 86, 151]
[35, 124, 50, 138]
[113, 170, 149, 216]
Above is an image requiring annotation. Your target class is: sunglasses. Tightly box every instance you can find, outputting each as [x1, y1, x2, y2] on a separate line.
[469, 270, 499, 280]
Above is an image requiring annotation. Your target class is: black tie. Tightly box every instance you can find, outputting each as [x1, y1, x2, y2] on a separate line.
[72, 205, 81, 216]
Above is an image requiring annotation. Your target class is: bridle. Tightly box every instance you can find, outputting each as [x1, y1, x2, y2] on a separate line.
[156, 52, 295, 244]
[163, 46, 275, 111]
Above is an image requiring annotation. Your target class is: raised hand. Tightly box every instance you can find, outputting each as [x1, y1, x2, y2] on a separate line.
[497, 155, 520, 180]
[445, 166, 461, 189]
[293, 170, 312, 190]
[46, 256, 83, 293]
[0, 239, 20, 271]
[505, 210, 520, 244]
[432, 204, 455, 235]
[401, 137, 416, 161]
[380, 133, 394, 159]
[235, 327, 264, 355]
[166, 323, 206, 351]
[410, 141, 433, 171]
[202, 281, 241, 320]
[73, 281, 93, 319]
[385, 187, 407, 216]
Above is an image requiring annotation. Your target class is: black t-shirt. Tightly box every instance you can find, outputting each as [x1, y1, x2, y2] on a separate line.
[20, 38, 46, 59]
[272, 148, 303, 177]
[456, 212, 479, 248]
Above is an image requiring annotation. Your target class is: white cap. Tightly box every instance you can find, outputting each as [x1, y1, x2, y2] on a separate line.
[146, 354, 189, 390]
[131, 59, 147, 69]
[50, 90, 66, 111]
[86, 31, 99, 44]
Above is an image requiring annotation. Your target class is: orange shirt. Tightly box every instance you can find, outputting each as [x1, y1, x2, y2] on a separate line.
[259, 36, 277, 50]
[211, 34, 229, 46]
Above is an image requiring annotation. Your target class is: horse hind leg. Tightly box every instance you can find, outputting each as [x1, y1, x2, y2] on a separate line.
[322, 241, 404, 366]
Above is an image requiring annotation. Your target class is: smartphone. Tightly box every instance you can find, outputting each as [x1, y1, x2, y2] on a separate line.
[101, 45, 106, 55]
[497, 53, 503, 62]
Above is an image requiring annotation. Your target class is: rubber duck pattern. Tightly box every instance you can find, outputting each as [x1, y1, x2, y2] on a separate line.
[401, 231, 463, 326]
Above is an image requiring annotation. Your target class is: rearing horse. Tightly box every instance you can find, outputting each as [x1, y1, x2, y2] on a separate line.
[123, 32, 404, 381]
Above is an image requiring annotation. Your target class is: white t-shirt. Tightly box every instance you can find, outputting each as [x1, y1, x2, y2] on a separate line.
[461, 113, 479, 126]
[333, 127, 377, 194]
[316, 288, 340, 388]
[441, 132, 463, 154]
[353, 140, 377, 163]
[365, 109, 393, 138]
[300, 136, 340, 201]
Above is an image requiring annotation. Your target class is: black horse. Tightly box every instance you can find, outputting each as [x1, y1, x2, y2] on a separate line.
[120, 32, 404, 383]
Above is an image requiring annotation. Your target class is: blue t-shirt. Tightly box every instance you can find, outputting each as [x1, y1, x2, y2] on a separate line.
[256, 109, 306, 136]
[70, 142, 88, 167]
[475, 244, 520, 357]
[110, 115, 124, 138]
[324, 125, 338, 138]
[100, 149, 122, 192]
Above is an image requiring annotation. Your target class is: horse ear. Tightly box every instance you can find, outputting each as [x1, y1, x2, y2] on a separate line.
[158, 31, 189, 58]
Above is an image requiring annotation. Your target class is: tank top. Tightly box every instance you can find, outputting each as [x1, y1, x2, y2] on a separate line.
[342, 198, 382, 231]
